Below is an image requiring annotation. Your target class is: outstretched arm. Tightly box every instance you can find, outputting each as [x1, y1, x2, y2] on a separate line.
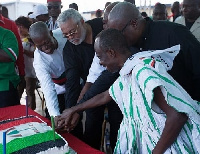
[152, 87, 188, 154]
[55, 90, 112, 130]
[77, 82, 93, 102]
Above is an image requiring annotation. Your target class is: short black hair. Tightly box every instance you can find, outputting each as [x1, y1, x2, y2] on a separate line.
[141, 11, 148, 17]
[15, 16, 32, 29]
[95, 9, 103, 18]
[69, 3, 78, 11]
[96, 28, 129, 55]
[154, 3, 166, 10]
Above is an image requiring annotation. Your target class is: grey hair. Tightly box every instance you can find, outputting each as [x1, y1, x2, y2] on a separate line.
[29, 21, 49, 39]
[109, 2, 142, 22]
[57, 8, 83, 26]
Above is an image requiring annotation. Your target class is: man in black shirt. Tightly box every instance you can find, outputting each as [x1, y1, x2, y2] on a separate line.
[57, 8, 103, 140]
[107, 2, 200, 102]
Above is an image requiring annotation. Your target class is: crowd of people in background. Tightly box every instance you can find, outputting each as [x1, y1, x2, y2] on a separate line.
[1, 0, 200, 153]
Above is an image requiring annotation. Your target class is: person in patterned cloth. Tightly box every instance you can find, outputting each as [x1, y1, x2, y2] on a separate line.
[55, 29, 200, 153]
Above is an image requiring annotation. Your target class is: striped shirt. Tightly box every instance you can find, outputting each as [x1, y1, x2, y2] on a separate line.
[109, 46, 200, 153]
[0, 27, 20, 91]
[46, 17, 59, 31]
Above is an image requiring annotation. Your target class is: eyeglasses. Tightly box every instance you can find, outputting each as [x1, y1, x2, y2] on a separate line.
[47, 5, 60, 10]
[63, 24, 79, 38]
[120, 20, 132, 33]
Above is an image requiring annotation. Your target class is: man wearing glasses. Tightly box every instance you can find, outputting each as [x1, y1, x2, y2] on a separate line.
[106, 2, 200, 102]
[29, 22, 67, 118]
[57, 9, 103, 141]
[46, 0, 62, 30]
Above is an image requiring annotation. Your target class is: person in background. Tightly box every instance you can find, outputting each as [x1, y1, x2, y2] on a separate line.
[69, 3, 78, 11]
[175, 0, 200, 42]
[171, 1, 181, 22]
[2, 6, 9, 19]
[47, 0, 62, 30]
[27, 12, 37, 23]
[0, 26, 20, 108]
[0, 3, 25, 95]
[57, 8, 103, 141]
[152, 3, 168, 21]
[29, 21, 67, 117]
[15, 16, 37, 110]
[104, 2, 111, 9]
[124, 0, 135, 4]
[55, 28, 200, 154]
[95, 9, 103, 18]
[29, 4, 50, 23]
[141, 11, 148, 19]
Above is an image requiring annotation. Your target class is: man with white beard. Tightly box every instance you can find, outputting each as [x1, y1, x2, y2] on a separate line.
[57, 9, 103, 141]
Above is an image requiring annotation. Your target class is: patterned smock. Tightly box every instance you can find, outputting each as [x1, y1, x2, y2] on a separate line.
[109, 45, 200, 154]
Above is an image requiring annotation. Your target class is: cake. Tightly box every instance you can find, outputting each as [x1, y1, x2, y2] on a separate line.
[0, 116, 70, 154]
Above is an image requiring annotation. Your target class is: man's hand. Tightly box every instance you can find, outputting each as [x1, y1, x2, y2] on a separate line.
[54, 115, 63, 129]
[54, 108, 79, 131]
[65, 113, 80, 132]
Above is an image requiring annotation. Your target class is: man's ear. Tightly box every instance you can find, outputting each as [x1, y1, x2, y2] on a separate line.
[80, 18, 85, 24]
[107, 49, 116, 58]
[61, 5, 63, 9]
[130, 19, 138, 28]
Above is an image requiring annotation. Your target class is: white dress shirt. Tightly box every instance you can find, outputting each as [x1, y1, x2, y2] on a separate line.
[33, 28, 67, 116]
[86, 53, 106, 83]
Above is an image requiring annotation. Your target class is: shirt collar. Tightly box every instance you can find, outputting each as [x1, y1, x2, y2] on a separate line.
[137, 17, 152, 50]
[0, 14, 5, 24]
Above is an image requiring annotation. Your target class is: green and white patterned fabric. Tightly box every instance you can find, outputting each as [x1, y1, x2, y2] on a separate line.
[109, 45, 200, 153]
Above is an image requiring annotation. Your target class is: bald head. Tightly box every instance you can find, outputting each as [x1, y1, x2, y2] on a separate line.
[109, 2, 141, 24]
[29, 22, 51, 40]
[107, 2, 146, 47]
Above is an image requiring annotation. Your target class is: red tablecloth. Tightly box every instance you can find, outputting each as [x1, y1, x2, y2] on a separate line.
[0, 105, 104, 154]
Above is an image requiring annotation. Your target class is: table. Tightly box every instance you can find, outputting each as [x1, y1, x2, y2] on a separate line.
[0, 105, 104, 154]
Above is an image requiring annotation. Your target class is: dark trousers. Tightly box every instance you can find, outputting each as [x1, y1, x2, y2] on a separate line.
[79, 70, 123, 150]
[0, 82, 20, 108]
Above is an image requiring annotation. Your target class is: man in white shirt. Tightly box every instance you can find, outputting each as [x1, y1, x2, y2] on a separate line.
[29, 21, 67, 117]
